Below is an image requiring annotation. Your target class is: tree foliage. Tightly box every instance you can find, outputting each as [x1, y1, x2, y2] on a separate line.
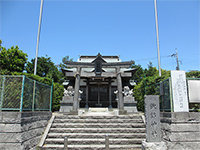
[186, 71, 200, 78]
[0, 42, 28, 72]
[132, 61, 171, 112]
[53, 83, 64, 111]
[144, 61, 159, 77]
[26, 56, 66, 83]
[58, 55, 73, 70]
[0, 41, 65, 112]
[131, 61, 144, 85]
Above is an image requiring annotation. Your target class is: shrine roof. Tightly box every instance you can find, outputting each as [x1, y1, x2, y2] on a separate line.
[78, 53, 121, 63]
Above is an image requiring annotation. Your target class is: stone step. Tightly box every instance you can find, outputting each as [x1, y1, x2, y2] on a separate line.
[49, 128, 145, 133]
[47, 132, 146, 139]
[53, 118, 143, 123]
[51, 123, 145, 128]
[42, 144, 142, 150]
[55, 115, 142, 120]
[45, 138, 144, 145]
[41, 114, 145, 150]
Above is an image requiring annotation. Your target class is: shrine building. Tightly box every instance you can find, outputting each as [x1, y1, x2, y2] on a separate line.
[62, 53, 136, 111]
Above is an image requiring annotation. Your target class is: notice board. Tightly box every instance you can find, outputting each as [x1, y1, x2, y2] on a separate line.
[171, 70, 189, 112]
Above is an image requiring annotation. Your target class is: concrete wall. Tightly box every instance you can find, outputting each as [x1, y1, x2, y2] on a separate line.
[0, 111, 52, 150]
[160, 112, 200, 149]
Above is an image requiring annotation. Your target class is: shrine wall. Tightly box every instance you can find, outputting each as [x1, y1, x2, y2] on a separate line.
[0, 111, 51, 150]
[160, 112, 200, 149]
[143, 95, 200, 150]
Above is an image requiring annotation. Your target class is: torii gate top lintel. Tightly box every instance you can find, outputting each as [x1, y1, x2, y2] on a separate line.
[63, 60, 134, 69]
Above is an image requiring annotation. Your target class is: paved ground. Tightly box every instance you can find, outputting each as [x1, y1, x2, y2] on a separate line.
[83, 108, 116, 116]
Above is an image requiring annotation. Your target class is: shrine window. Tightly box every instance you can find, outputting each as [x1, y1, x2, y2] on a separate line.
[95, 61, 102, 75]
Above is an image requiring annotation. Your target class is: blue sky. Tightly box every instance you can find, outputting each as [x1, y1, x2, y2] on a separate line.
[1, 0, 199, 72]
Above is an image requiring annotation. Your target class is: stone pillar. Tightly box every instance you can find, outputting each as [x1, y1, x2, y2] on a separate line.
[109, 78, 112, 108]
[73, 67, 81, 110]
[85, 79, 89, 108]
[144, 95, 161, 142]
[116, 67, 124, 110]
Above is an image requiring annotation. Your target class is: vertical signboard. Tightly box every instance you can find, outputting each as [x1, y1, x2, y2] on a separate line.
[145, 95, 161, 142]
[171, 70, 189, 112]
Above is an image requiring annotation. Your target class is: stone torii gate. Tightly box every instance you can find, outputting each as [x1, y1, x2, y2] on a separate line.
[63, 59, 135, 112]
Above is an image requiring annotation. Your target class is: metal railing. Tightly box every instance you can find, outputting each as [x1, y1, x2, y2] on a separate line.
[0, 75, 53, 112]
[145, 78, 172, 112]
[146, 77, 200, 112]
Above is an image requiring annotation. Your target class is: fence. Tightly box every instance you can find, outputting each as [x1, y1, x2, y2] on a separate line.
[0, 75, 53, 111]
[145, 78, 172, 112]
[146, 77, 200, 112]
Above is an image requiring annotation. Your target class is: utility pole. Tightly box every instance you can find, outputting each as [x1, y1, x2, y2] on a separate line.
[34, 0, 44, 75]
[154, 0, 161, 76]
[175, 49, 180, 70]
[171, 48, 180, 70]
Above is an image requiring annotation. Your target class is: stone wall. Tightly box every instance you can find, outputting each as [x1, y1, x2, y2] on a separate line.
[160, 112, 200, 149]
[0, 111, 52, 150]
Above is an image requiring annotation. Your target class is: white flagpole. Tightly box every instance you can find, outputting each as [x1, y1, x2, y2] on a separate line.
[154, 0, 161, 76]
[34, 0, 44, 75]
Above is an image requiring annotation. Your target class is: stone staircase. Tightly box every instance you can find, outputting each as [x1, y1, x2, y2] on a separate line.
[40, 111, 145, 150]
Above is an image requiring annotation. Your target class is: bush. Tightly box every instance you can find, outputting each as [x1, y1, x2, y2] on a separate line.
[53, 83, 64, 111]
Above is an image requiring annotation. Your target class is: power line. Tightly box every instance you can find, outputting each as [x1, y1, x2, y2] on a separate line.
[133, 55, 171, 62]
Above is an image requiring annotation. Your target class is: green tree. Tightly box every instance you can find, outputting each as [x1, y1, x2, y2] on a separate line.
[133, 60, 170, 111]
[58, 55, 73, 70]
[186, 71, 200, 78]
[134, 80, 145, 111]
[0, 42, 28, 72]
[26, 56, 65, 83]
[0, 39, 2, 47]
[131, 61, 144, 84]
[52, 83, 64, 111]
[144, 61, 158, 77]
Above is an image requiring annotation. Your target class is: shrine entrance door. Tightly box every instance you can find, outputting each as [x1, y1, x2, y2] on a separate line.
[88, 84, 109, 107]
